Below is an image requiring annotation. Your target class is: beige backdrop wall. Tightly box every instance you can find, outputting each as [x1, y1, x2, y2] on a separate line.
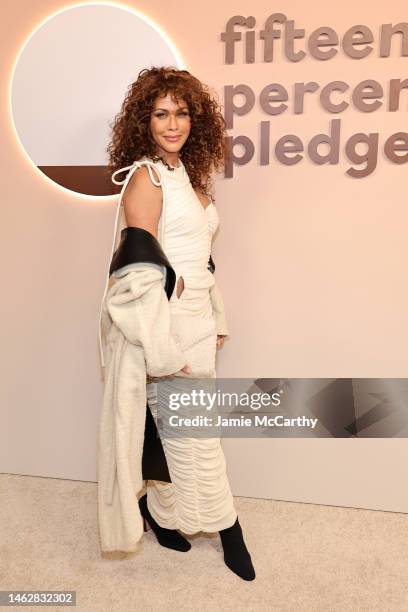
[1, 0, 407, 513]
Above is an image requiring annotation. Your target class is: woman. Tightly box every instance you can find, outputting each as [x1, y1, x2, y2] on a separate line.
[99, 66, 255, 581]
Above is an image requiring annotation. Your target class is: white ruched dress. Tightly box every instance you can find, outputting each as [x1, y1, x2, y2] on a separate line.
[107, 155, 237, 534]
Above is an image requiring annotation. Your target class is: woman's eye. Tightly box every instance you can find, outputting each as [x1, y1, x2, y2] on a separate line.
[154, 112, 189, 118]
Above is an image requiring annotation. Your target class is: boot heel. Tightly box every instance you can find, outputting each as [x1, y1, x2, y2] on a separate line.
[138, 493, 191, 552]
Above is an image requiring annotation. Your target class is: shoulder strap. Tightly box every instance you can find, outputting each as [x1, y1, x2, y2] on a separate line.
[98, 159, 165, 368]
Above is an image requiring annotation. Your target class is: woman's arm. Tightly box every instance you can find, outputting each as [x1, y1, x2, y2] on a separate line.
[122, 165, 162, 237]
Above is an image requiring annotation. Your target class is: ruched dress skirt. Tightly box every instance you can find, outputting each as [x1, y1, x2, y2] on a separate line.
[145, 269, 238, 534]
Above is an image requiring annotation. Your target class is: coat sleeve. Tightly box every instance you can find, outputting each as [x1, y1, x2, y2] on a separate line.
[106, 263, 187, 376]
[209, 279, 229, 337]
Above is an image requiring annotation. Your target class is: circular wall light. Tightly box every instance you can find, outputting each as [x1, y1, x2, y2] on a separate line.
[9, 2, 184, 197]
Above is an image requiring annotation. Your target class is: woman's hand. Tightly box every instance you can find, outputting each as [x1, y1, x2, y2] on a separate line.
[216, 335, 227, 350]
[146, 363, 192, 383]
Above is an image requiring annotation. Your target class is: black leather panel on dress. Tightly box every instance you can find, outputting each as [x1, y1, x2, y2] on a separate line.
[142, 402, 172, 483]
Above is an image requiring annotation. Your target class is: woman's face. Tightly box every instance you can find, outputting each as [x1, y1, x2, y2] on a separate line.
[149, 93, 191, 158]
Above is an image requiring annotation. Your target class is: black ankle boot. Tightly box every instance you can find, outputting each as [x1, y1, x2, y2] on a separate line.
[138, 494, 191, 552]
[219, 517, 255, 581]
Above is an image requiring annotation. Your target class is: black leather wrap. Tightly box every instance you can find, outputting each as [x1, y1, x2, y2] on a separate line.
[109, 226, 176, 300]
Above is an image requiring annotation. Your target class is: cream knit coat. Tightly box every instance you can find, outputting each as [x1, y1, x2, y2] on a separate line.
[98, 261, 229, 553]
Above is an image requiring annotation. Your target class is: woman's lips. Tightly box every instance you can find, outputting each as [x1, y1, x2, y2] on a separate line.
[164, 135, 181, 141]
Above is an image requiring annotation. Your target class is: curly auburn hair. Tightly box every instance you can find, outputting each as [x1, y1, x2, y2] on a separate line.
[106, 66, 228, 196]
